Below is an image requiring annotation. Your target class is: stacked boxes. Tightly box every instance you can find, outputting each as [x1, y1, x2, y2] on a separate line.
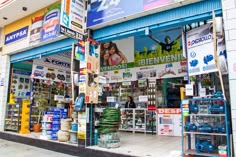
[51, 108, 68, 140]
[40, 112, 53, 140]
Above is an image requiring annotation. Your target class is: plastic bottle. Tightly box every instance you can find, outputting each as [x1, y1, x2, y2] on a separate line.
[94, 129, 98, 145]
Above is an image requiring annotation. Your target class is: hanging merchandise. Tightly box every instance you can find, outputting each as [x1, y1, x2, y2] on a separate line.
[75, 40, 85, 61]
[83, 39, 100, 104]
[74, 96, 85, 112]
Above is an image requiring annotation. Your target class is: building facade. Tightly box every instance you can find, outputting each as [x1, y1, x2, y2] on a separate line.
[0, 0, 235, 156]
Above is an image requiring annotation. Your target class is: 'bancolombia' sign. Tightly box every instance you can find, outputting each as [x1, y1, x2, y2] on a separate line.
[4, 26, 29, 45]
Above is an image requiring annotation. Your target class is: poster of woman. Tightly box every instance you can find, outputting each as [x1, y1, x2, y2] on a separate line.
[100, 37, 134, 70]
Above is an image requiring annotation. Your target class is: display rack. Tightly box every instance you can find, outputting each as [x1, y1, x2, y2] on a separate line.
[5, 104, 21, 132]
[181, 98, 231, 157]
[119, 108, 157, 133]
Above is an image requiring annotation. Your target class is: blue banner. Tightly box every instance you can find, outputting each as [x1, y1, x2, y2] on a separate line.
[4, 26, 29, 45]
[87, 0, 177, 27]
[13, 69, 31, 76]
[87, 0, 143, 27]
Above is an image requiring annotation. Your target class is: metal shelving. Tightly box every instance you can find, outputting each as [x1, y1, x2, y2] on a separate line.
[119, 108, 157, 134]
[4, 104, 21, 132]
[181, 98, 231, 157]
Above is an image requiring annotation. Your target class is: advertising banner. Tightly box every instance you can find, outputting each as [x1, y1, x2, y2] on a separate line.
[32, 53, 71, 83]
[186, 23, 223, 76]
[100, 28, 187, 83]
[60, 0, 84, 40]
[134, 27, 184, 67]
[100, 37, 134, 72]
[3, 2, 62, 55]
[87, 0, 187, 27]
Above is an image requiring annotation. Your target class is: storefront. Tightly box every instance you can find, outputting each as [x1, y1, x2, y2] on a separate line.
[1, 1, 83, 145]
[84, 0, 232, 157]
[0, 0, 233, 157]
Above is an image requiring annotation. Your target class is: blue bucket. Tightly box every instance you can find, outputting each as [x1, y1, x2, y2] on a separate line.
[71, 123, 78, 131]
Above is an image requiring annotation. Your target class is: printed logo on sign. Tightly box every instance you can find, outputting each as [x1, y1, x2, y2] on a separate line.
[62, 12, 69, 27]
[188, 34, 212, 47]
[190, 52, 196, 58]
[4, 26, 29, 45]
[157, 108, 181, 114]
[43, 57, 70, 68]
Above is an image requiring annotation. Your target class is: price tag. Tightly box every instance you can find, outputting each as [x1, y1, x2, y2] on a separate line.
[185, 84, 193, 96]
[107, 96, 116, 102]
[199, 88, 206, 97]
[139, 95, 148, 102]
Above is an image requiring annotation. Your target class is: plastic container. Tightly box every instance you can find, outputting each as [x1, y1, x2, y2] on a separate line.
[52, 121, 60, 125]
[218, 145, 227, 157]
[52, 124, 60, 131]
[71, 123, 78, 131]
[61, 119, 71, 131]
[94, 129, 98, 145]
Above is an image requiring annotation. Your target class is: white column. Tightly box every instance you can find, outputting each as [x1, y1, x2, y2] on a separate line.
[221, 0, 236, 153]
[0, 54, 10, 131]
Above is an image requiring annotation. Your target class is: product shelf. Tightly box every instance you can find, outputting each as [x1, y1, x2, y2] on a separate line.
[181, 98, 231, 157]
[184, 149, 222, 157]
[188, 114, 225, 117]
[184, 132, 227, 136]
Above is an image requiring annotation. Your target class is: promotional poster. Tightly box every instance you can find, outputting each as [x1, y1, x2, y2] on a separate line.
[100, 28, 187, 83]
[100, 37, 134, 72]
[186, 23, 227, 76]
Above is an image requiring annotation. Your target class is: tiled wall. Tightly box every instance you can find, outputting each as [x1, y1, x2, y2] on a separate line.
[0, 55, 10, 131]
[221, 0, 236, 153]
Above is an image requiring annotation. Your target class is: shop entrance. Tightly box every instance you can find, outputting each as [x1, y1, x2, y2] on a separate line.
[5, 51, 79, 145]
[86, 26, 188, 157]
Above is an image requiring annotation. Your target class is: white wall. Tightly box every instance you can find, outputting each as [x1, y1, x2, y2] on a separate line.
[0, 54, 10, 131]
[221, 0, 236, 154]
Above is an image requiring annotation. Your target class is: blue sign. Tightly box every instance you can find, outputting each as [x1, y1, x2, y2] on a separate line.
[13, 69, 31, 76]
[4, 26, 29, 45]
[41, 8, 60, 42]
[87, 0, 176, 27]
[87, 0, 143, 27]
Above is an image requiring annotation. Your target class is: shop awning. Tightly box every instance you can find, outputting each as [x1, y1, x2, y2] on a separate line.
[10, 38, 76, 63]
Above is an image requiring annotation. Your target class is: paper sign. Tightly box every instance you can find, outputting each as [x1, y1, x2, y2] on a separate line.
[182, 108, 189, 116]
[199, 88, 206, 97]
[107, 97, 116, 102]
[185, 84, 193, 96]
[139, 95, 148, 102]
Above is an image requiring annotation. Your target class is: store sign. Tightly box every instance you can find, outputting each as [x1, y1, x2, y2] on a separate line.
[60, 0, 84, 40]
[34, 54, 71, 71]
[87, 0, 188, 27]
[4, 26, 29, 45]
[43, 57, 70, 69]
[186, 24, 218, 76]
[2, 2, 61, 55]
[157, 108, 181, 114]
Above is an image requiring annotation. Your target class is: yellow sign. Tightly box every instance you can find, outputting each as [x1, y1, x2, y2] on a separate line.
[2, 2, 61, 55]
